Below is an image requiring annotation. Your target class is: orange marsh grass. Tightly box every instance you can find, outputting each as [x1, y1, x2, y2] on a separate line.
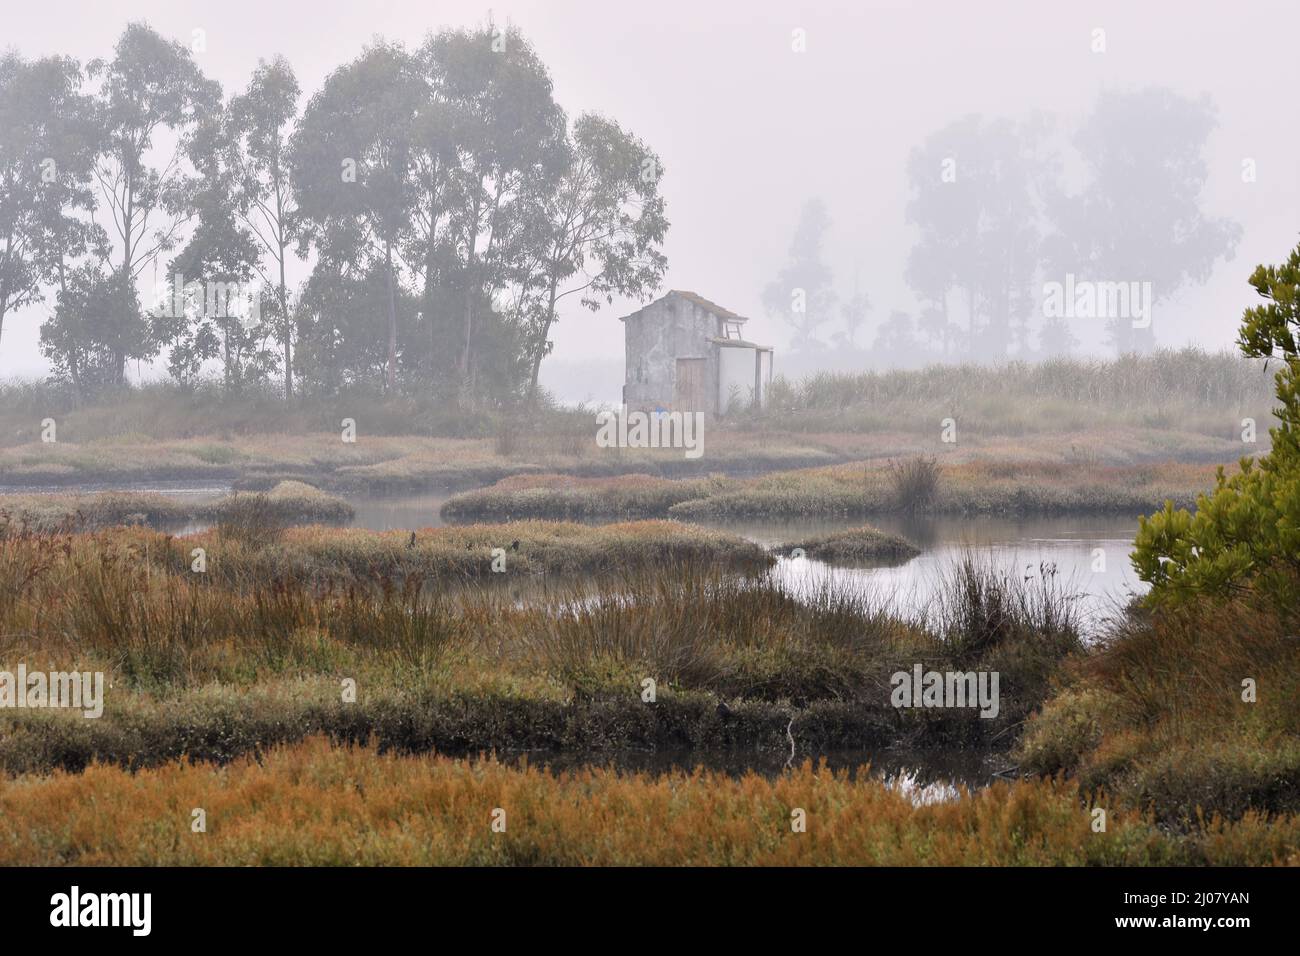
[2, 736, 1298, 866]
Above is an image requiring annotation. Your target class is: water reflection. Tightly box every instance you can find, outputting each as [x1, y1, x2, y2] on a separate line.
[743, 514, 1148, 632]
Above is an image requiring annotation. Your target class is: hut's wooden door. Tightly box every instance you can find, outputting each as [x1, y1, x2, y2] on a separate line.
[674, 358, 708, 412]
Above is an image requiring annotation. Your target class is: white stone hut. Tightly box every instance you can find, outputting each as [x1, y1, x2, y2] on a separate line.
[619, 290, 773, 416]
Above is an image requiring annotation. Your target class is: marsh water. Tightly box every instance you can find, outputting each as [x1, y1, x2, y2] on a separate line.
[334, 489, 1147, 630]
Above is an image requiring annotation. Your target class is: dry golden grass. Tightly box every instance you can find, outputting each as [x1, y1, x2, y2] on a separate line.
[1, 737, 1296, 866]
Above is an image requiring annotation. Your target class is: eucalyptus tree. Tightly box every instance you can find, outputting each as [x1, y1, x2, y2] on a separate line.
[293, 255, 420, 394]
[156, 108, 274, 391]
[1043, 88, 1240, 356]
[904, 115, 1048, 361]
[0, 53, 102, 358]
[510, 113, 668, 402]
[40, 265, 129, 398]
[229, 56, 302, 397]
[420, 24, 566, 397]
[763, 198, 837, 351]
[87, 22, 221, 386]
[291, 42, 423, 392]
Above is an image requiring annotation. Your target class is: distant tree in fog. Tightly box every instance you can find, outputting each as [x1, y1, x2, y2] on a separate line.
[917, 305, 958, 358]
[872, 310, 921, 364]
[291, 41, 423, 393]
[834, 282, 870, 349]
[1037, 315, 1078, 358]
[1, 54, 106, 405]
[155, 108, 274, 391]
[1042, 87, 1241, 356]
[763, 198, 838, 351]
[422, 25, 568, 400]
[904, 115, 1051, 363]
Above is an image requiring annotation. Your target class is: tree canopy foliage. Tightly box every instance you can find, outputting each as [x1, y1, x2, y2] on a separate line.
[0, 20, 669, 406]
[1133, 238, 1300, 612]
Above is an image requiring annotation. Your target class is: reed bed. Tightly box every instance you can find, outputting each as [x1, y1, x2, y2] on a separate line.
[0, 526, 1081, 774]
[762, 350, 1274, 432]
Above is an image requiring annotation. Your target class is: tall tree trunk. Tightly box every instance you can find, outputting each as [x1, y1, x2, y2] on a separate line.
[385, 240, 398, 392]
[118, 178, 136, 389]
[276, 189, 293, 401]
[0, 229, 13, 349]
[459, 188, 482, 393]
[527, 280, 559, 404]
[50, 239, 82, 408]
[421, 187, 441, 389]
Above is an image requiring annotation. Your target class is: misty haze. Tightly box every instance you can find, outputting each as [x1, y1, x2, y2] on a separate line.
[0, 0, 1297, 914]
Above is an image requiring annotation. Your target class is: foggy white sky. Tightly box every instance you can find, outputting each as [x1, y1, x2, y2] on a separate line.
[2, 0, 1297, 389]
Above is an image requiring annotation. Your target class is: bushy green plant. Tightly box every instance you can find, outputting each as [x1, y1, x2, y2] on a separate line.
[1133, 240, 1300, 612]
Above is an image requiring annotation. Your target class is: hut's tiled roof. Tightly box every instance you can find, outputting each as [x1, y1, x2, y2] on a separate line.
[620, 290, 750, 323]
[668, 290, 749, 323]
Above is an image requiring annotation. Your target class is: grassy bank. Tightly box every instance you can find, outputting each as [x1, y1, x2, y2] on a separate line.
[0, 480, 353, 533]
[0, 427, 836, 493]
[443, 459, 1218, 521]
[1017, 594, 1300, 825]
[0, 519, 772, 589]
[192, 519, 773, 582]
[1, 737, 1296, 865]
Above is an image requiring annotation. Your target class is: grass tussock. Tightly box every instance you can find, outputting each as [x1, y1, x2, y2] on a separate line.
[777, 525, 920, 565]
[888, 455, 940, 513]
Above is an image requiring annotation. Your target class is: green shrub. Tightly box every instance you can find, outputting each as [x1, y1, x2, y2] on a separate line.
[1134, 240, 1300, 614]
